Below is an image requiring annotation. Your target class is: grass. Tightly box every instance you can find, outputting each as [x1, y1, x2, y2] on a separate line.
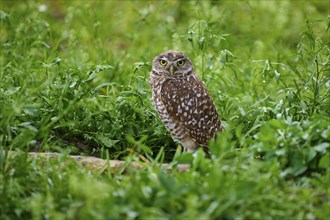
[1, 1, 329, 219]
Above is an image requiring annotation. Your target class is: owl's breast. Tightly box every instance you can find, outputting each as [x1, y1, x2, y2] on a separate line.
[159, 75, 221, 145]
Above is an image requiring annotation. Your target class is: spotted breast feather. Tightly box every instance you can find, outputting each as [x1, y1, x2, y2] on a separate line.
[160, 74, 222, 147]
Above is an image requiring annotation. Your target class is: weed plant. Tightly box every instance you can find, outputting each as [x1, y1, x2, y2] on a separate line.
[1, 1, 329, 219]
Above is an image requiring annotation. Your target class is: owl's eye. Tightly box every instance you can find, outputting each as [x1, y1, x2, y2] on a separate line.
[159, 59, 167, 66]
[177, 60, 185, 66]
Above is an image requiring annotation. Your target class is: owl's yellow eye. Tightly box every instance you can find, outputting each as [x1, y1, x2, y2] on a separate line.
[177, 60, 185, 66]
[159, 59, 167, 66]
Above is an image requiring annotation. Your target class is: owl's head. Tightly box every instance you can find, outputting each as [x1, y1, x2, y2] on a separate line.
[151, 50, 194, 77]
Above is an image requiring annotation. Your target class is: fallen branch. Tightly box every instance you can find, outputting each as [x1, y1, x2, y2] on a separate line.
[3, 151, 190, 173]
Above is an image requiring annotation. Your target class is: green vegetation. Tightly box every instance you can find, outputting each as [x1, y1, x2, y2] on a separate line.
[1, 1, 329, 219]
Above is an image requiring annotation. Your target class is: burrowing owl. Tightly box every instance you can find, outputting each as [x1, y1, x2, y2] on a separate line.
[150, 50, 222, 153]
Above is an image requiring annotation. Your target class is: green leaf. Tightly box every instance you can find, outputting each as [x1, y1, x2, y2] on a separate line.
[95, 134, 119, 148]
[157, 171, 176, 192]
[174, 153, 194, 164]
[313, 143, 330, 152]
[319, 152, 330, 169]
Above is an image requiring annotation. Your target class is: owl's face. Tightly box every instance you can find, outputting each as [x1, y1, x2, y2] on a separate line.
[151, 50, 194, 77]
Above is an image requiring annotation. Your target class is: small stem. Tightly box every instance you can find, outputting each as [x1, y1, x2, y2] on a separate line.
[311, 56, 320, 115]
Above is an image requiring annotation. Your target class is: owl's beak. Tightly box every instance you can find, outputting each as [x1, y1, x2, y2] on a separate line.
[169, 65, 174, 75]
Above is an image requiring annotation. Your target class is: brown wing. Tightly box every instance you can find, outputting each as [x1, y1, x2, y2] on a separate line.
[160, 74, 221, 146]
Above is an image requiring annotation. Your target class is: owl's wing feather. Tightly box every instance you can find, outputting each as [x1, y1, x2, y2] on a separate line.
[160, 75, 221, 147]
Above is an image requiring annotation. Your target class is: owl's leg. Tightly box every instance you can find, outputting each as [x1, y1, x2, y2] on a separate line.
[181, 137, 197, 153]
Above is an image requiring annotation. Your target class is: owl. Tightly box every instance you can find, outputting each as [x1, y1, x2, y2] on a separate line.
[150, 50, 222, 153]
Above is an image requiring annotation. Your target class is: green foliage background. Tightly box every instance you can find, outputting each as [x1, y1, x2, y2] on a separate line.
[1, 1, 329, 219]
